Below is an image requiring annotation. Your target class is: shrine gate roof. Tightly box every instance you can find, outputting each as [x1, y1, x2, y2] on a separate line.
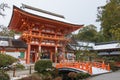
[9, 5, 83, 34]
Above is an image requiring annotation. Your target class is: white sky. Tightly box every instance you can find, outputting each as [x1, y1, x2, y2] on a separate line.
[0, 0, 107, 31]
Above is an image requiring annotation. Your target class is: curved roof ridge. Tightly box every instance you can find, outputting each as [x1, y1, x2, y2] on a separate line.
[20, 3, 65, 19]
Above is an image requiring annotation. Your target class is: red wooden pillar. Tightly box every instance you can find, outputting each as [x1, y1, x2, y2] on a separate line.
[39, 27, 42, 60]
[35, 52, 38, 62]
[50, 51, 53, 62]
[26, 44, 31, 64]
[102, 61, 105, 69]
[62, 45, 65, 62]
[39, 45, 41, 60]
[107, 63, 110, 71]
[89, 64, 92, 75]
[55, 45, 58, 63]
[1, 47, 5, 54]
[54, 30, 58, 63]
[24, 51, 27, 60]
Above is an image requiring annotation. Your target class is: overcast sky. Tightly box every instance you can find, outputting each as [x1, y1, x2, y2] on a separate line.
[0, 0, 107, 31]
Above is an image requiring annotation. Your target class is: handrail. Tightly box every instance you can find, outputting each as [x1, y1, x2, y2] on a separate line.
[56, 61, 110, 75]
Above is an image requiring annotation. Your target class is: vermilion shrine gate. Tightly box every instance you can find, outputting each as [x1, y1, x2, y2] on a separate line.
[9, 5, 83, 64]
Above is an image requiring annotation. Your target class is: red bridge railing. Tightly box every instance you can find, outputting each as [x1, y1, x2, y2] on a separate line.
[55, 61, 110, 75]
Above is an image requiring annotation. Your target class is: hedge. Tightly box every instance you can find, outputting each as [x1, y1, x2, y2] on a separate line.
[0, 53, 17, 68]
[34, 59, 52, 73]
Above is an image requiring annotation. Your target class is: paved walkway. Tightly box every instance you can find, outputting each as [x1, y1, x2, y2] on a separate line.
[87, 70, 120, 80]
[7, 69, 35, 77]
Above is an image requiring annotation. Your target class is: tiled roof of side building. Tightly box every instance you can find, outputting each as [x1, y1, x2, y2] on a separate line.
[94, 41, 120, 50]
[0, 37, 27, 48]
[95, 41, 120, 45]
[12, 39, 27, 48]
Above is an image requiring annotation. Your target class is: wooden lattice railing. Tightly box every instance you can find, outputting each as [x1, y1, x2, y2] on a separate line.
[56, 61, 110, 75]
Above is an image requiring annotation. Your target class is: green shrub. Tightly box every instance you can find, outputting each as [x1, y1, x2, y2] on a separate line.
[19, 74, 42, 80]
[76, 72, 90, 79]
[0, 70, 10, 80]
[32, 67, 59, 80]
[50, 67, 59, 78]
[98, 56, 120, 71]
[108, 61, 119, 71]
[20, 72, 53, 80]
[15, 63, 25, 70]
[54, 76, 62, 80]
[68, 72, 77, 80]
[34, 59, 52, 73]
[0, 54, 17, 68]
[43, 73, 52, 80]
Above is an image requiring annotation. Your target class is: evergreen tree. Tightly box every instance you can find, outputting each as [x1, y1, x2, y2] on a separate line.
[75, 24, 98, 42]
[97, 0, 120, 41]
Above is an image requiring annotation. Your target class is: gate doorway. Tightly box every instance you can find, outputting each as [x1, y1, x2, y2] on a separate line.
[30, 45, 39, 63]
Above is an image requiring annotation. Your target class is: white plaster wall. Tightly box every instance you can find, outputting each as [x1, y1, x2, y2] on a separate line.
[6, 52, 20, 58]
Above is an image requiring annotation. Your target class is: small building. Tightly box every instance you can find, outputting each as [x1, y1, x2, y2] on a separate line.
[66, 39, 95, 61]
[0, 36, 27, 59]
[68, 40, 120, 56]
[67, 39, 94, 52]
[94, 41, 120, 56]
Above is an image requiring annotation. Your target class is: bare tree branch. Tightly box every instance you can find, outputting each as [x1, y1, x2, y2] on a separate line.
[0, 3, 10, 16]
[0, 12, 5, 16]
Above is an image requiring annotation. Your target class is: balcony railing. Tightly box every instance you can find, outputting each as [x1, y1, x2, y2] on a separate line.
[21, 33, 69, 41]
